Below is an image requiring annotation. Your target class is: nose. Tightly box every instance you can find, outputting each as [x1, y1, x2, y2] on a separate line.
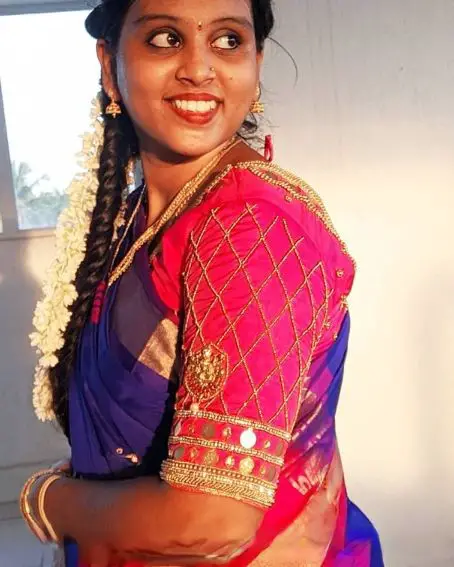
[175, 41, 216, 86]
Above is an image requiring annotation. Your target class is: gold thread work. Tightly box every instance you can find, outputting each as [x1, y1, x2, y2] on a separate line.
[184, 344, 229, 404]
[107, 137, 241, 288]
[161, 460, 275, 508]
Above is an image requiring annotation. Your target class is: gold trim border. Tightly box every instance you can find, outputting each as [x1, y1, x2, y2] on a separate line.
[168, 435, 285, 466]
[161, 460, 276, 508]
[174, 409, 292, 441]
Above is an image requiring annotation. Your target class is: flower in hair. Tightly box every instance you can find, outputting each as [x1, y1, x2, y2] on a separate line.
[30, 93, 105, 421]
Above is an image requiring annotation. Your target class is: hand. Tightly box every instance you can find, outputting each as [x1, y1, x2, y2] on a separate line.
[51, 458, 72, 475]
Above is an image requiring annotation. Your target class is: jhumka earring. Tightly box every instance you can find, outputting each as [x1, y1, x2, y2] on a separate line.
[106, 94, 122, 118]
[250, 85, 265, 114]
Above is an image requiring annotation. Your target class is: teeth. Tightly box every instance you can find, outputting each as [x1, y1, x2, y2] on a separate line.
[172, 100, 218, 113]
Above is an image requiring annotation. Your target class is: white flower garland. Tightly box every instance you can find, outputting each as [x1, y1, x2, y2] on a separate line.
[30, 93, 105, 422]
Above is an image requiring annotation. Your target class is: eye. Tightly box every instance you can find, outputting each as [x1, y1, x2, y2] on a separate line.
[148, 31, 181, 48]
[212, 34, 241, 50]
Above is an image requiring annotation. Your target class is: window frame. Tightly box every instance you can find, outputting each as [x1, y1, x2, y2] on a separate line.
[0, 0, 88, 241]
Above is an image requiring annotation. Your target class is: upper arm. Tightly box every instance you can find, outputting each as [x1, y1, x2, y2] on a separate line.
[160, 198, 330, 499]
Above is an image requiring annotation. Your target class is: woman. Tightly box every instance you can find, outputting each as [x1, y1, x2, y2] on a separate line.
[21, 0, 384, 565]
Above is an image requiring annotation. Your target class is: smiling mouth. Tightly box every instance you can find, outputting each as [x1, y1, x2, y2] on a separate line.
[171, 99, 219, 113]
[167, 98, 221, 125]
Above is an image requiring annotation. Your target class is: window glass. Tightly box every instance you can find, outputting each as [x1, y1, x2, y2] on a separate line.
[0, 11, 99, 229]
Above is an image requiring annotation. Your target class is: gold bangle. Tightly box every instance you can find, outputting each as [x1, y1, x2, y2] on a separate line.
[20, 471, 52, 542]
[37, 473, 62, 543]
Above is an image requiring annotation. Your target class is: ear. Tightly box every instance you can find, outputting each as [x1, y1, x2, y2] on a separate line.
[96, 39, 121, 100]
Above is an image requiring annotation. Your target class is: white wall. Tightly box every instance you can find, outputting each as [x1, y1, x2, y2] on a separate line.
[0, 1, 453, 566]
[0, 235, 69, 519]
[264, 1, 454, 566]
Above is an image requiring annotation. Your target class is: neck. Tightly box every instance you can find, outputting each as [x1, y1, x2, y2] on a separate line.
[139, 139, 237, 227]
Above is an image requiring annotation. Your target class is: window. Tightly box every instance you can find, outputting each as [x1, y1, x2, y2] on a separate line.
[0, 9, 99, 231]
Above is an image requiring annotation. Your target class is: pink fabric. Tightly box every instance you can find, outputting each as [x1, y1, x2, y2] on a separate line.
[80, 167, 373, 566]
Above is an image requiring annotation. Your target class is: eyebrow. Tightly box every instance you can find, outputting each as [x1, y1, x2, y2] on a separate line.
[133, 14, 253, 31]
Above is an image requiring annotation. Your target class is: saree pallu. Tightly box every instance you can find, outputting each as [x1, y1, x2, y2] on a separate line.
[66, 165, 384, 567]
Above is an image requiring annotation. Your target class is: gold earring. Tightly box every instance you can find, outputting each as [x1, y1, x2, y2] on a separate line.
[197, 21, 203, 31]
[250, 86, 264, 114]
[106, 94, 122, 118]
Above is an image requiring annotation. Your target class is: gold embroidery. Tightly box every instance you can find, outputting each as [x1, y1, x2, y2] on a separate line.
[161, 460, 275, 508]
[182, 207, 330, 428]
[239, 457, 255, 475]
[202, 423, 216, 440]
[184, 344, 229, 405]
[192, 160, 354, 269]
[225, 456, 235, 468]
[138, 318, 179, 382]
[108, 138, 241, 288]
[234, 161, 355, 268]
[168, 435, 284, 466]
[222, 426, 232, 439]
[173, 410, 291, 441]
[203, 449, 219, 466]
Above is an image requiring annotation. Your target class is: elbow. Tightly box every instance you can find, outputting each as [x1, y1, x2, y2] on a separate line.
[176, 500, 264, 561]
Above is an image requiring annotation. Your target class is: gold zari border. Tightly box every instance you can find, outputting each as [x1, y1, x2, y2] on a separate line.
[174, 410, 292, 441]
[168, 435, 285, 466]
[161, 460, 276, 508]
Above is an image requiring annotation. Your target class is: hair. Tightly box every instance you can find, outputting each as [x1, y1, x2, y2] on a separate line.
[50, 0, 275, 434]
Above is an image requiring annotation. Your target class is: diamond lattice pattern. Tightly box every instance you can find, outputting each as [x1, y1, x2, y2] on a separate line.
[179, 201, 330, 433]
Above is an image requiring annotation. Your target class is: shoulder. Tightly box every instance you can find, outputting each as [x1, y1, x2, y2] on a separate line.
[153, 163, 355, 313]
[193, 162, 355, 285]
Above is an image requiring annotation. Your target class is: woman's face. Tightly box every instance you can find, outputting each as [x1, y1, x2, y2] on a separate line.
[98, 0, 263, 158]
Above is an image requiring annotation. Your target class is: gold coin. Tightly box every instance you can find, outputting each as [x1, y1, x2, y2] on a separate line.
[174, 447, 185, 460]
[225, 456, 236, 468]
[239, 457, 255, 475]
[202, 423, 216, 440]
[203, 449, 219, 466]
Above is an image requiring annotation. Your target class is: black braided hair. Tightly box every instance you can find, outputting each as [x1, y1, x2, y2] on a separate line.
[50, 0, 275, 434]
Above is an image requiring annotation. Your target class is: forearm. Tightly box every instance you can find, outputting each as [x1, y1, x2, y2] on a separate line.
[44, 475, 259, 561]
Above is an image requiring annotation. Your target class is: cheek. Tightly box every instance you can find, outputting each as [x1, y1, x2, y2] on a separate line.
[225, 66, 257, 110]
[116, 51, 173, 128]
[118, 57, 160, 105]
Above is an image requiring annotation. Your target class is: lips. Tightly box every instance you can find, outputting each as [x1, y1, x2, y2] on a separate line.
[166, 93, 222, 125]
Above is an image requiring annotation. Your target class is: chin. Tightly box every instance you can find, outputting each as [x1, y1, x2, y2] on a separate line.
[162, 130, 235, 159]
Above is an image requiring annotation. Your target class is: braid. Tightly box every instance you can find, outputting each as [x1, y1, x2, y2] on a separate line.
[50, 90, 137, 433]
[48, 0, 276, 433]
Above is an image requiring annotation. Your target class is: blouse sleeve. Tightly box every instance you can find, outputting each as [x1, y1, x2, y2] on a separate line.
[160, 199, 331, 509]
